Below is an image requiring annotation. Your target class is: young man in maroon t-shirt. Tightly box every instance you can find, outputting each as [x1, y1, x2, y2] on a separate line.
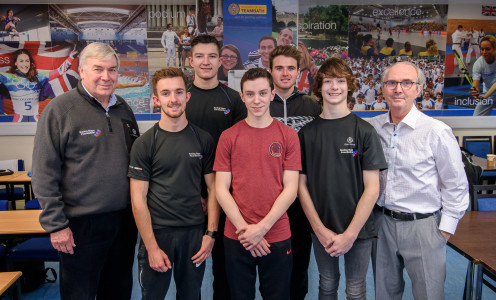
[214, 68, 301, 300]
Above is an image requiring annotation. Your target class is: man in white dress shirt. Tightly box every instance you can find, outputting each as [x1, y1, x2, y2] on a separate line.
[369, 61, 469, 300]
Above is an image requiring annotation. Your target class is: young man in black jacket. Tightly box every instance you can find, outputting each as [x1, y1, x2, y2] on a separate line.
[269, 45, 321, 300]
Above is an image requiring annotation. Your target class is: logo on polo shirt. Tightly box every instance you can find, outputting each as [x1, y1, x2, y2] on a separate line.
[269, 142, 283, 157]
[79, 129, 101, 137]
[129, 165, 143, 171]
[189, 153, 203, 159]
[340, 137, 356, 154]
[214, 107, 231, 115]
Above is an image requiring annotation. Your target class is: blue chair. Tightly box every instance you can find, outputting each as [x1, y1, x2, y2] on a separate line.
[8, 238, 59, 261]
[0, 199, 8, 211]
[24, 198, 41, 210]
[0, 159, 26, 201]
[473, 185, 496, 212]
[463, 136, 493, 159]
[6, 198, 59, 292]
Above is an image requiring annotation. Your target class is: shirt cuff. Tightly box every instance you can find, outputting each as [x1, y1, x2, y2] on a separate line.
[439, 213, 460, 235]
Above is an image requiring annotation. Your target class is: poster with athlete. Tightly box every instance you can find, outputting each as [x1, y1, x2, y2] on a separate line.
[145, 1, 199, 114]
[0, 4, 50, 42]
[0, 41, 80, 122]
[444, 4, 496, 116]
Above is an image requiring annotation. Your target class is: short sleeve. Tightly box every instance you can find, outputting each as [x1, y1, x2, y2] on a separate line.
[231, 90, 247, 124]
[361, 124, 388, 171]
[201, 131, 216, 175]
[283, 128, 302, 171]
[213, 131, 232, 172]
[472, 60, 481, 81]
[128, 135, 152, 181]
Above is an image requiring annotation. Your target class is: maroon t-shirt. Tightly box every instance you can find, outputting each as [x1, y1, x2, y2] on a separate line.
[214, 119, 301, 243]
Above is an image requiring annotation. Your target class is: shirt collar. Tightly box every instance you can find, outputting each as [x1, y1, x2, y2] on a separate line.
[81, 82, 117, 112]
[380, 104, 419, 129]
[399, 105, 420, 129]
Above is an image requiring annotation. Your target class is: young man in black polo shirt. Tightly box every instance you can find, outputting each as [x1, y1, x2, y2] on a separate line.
[128, 68, 217, 299]
[185, 34, 246, 300]
[298, 58, 387, 299]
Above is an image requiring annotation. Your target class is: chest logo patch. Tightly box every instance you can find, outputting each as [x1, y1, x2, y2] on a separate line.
[189, 152, 203, 159]
[269, 142, 283, 157]
[79, 129, 101, 137]
[344, 136, 355, 147]
[213, 106, 229, 113]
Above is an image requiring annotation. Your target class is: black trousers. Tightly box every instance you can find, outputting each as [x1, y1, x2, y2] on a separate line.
[287, 197, 312, 300]
[224, 236, 292, 300]
[211, 211, 230, 300]
[59, 207, 137, 300]
[138, 225, 205, 300]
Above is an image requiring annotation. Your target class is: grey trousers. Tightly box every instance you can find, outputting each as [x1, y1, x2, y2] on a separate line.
[374, 210, 447, 300]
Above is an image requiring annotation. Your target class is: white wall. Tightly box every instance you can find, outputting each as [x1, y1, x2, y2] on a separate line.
[2, 122, 494, 171]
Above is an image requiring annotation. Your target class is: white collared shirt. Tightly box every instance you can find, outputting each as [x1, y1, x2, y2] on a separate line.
[369, 106, 469, 234]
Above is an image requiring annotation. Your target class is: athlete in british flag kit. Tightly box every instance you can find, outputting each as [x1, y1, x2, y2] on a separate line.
[0, 46, 79, 122]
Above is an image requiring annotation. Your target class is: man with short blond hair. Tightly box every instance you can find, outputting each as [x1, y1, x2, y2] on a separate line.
[32, 42, 140, 299]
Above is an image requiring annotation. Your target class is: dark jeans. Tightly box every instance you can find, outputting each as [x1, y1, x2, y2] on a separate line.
[138, 225, 205, 300]
[59, 207, 137, 300]
[224, 236, 292, 300]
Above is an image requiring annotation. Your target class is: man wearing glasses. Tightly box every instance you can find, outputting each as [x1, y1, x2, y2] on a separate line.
[369, 62, 469, 299]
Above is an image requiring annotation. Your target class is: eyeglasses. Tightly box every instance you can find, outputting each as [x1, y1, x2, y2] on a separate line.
[383, 80, 419, 90]
[221, 55, 238, 60]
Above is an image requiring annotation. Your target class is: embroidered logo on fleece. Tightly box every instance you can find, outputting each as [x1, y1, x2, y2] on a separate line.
[79, 129, 101, 137]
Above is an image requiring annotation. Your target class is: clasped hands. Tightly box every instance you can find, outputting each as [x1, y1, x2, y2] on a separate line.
[316, 227, 355, 258]
[236, 223, 271, 258]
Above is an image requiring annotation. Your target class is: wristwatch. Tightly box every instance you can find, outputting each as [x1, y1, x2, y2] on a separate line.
[205, 230, 218, 239]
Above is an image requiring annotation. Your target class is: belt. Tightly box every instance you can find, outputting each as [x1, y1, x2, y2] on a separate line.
[375, 205, 437, 221]
[453, 43, 461, 45]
